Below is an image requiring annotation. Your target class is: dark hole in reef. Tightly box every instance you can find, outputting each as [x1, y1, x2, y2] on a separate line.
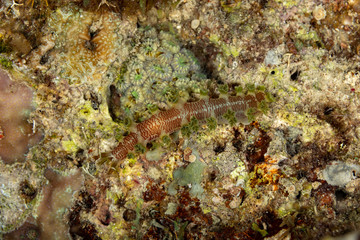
[19, 180, 37, 203]
[80, 191, 95, 210]
[209, 169, 218, 182]
[146, 142, 155, 150]
[270, 70, 275, 75]
[91, 100, 99, 110]
[324, 106, 334, 115]
[69, 200, 101, 240]
[108, 84, 123, 122]
[115, 195, 127, 208]
[290, 69, 301, 81]
[260, 211, 283, 237]
[84, 28, 100, 51]
[335, 189, 347, 201]
[232, 139, 242, 152]
[73, 148, 85, 167]
[40, 52, 49, 65]
[233, 127, 241, 139]
[216, 79, 224, 85]
[277, 159, 285, 167]
[84, 39, 97, 51]
[296, 191, 301, 200]
[286, 139, 301, 157]
[315, 41, 322, 48]
[89, 29, 99, 39]
[296, 170, 307, 180]
[259, 0, 268, 8]
[214, 143, 226, 154]
[99, 210, 111, 225]
[123, 209, 137, 222]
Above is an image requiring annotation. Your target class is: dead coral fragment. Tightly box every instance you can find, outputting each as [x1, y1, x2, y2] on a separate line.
[313, 5, 326, 21]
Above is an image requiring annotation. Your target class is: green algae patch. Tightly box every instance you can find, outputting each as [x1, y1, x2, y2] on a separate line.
[209, 34, 241, 58]
[275, 0, 299, 8]
[168, 159, 206, 198]
[0, 57, 12, 69]
[220, 0, 241, 12]
[77, 101, 122, 139]
[252, 222, 268, 237]
[61, 140, 78, 153]
[278, 110, 334, 143]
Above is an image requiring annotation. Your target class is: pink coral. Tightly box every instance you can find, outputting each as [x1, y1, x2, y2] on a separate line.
[0, 68, 42, 164]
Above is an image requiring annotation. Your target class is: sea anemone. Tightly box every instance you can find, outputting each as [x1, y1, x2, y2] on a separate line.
[147, 62, 172, 80]
[172, 52, 191, 75]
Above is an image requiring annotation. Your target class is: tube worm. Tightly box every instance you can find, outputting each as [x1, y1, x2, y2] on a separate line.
[112, 91, 266, 161]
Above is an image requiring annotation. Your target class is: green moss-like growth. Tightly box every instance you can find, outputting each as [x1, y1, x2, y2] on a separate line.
[114, 128, 124, 141]
[0, 57, 12, 69]
[251, 223, 268, 237]
[259, 100, 269, 114]
[218, 84, 229, 94]
[146, 103, 158, 113]
[199, 87, 209, 96]
[161, 135, 172, 146]
[135, 143, 146, 154]
[245, 83, 256, 93]
[62, 140, 78, 153]
[148, 141, 160, 151]
[127, 152, 135, 159]
[223, 109, 237, 126]
[246, 107, 256, 123]
[115, 62, 128, 84]
[256, 85, 266, 91]
[206, 117, 217, 131]
[220, 0, 241, 12]
[189, 116, 199, 132]
[0, 38, 11, 53]
[235, 85, 243, 94]
[265, 91, 276, 102]
[181, 124, 191, 138]
[131, 90, 140, 100]
[78, 103, 93, 118]
[122, 117, 133, 128]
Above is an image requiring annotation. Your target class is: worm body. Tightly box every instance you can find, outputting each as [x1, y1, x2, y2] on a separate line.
[112, 92, 266, 160]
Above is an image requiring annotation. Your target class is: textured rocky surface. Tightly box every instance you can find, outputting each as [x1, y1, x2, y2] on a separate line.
[0, 0, 360, 239]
